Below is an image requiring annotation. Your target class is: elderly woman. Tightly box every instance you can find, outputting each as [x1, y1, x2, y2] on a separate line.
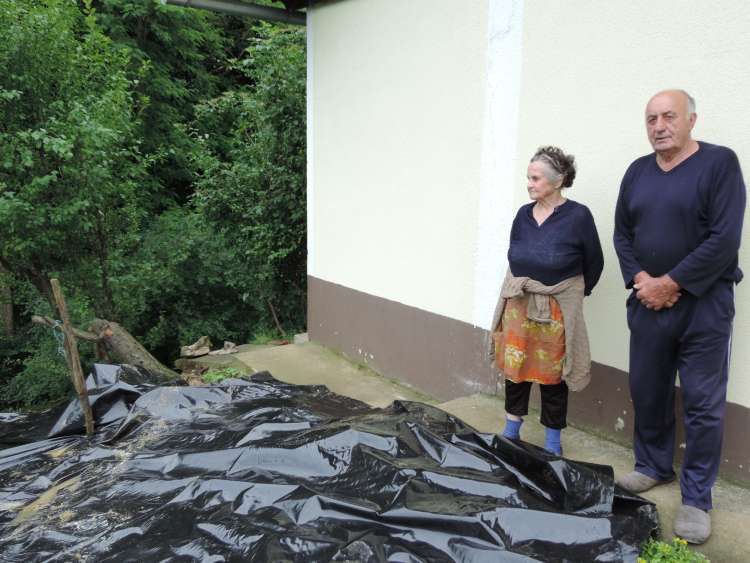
[490, 146, 603, 455]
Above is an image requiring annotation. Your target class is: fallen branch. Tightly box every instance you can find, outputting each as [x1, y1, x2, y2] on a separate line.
[32, 315, 100, 342]
[88, 319, 179, 381]
[33, 314, 179, 382]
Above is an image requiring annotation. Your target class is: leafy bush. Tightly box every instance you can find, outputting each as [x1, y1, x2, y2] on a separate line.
[0, 0, 150, 315]
[3, 333, 71, 410]
[1, 282, 96, 409]
[639, 538, 710, 563]
[112, 207, 261, 362]
[94, 0, 233, 204]
[250, 328, 294, 345]
[0, 334, 28, 390]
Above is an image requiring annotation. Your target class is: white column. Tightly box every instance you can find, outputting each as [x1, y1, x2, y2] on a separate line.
[472, 0, 525, 328]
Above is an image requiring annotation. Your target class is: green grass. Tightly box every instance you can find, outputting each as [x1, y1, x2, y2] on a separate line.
[249, 328, 298, 345]
[202, 367, 244, 384]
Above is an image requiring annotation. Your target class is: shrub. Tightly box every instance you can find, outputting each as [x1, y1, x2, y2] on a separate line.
[639, 538, 710, 563]
[111, 207, 261, 363]
[3, 335, 71, 410]
[1, 284, 96, 410]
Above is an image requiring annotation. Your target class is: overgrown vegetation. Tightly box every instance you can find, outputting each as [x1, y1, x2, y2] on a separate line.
[639, 538, 710, 563]
[0, 0, 306, 409]
[202, 367, 244, 384]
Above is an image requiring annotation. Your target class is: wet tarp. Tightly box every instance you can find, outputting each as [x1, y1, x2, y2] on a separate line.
[0, 365, 658, 562]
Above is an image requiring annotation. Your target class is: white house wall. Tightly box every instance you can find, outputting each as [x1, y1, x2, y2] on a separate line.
[307, 0, 750, 482]
[309, 0, 490, 324]
[514, 0, 750, 408]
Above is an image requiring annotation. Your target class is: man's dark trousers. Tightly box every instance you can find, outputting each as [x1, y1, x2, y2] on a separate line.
[627, 279, 734, 510]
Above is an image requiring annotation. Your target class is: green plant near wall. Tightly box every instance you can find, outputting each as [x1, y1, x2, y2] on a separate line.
[639, 538, 709, 563]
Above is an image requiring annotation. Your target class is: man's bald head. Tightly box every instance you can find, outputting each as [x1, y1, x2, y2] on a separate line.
[645, 89, 698, 159]
[648, 89, 696, 116]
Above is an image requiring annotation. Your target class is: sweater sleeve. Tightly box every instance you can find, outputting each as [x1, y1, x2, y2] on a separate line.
[506, 207, 523, 274]
[581, 206, 604, 296]
[668, 150, 747, 296]
[613, 164, 643, 288]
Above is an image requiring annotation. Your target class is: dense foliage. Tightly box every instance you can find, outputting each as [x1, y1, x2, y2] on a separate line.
[0, 0, 306, 409]
[193, 23, 307, 331]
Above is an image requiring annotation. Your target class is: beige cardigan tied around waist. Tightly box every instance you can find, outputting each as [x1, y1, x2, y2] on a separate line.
[490, 271, 592, 392]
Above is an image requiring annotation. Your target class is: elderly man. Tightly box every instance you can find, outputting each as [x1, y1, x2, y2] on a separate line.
[613, 89, 746, 544]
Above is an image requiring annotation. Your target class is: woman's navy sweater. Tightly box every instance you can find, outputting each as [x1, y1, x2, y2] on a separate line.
[508, 199, 604, 296]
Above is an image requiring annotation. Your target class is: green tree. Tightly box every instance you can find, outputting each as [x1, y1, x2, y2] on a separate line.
[92, 0, 244, 204]
[0, 0, 148, 316]
[0, 2, 308, 409]
[193, 23, 307, 332]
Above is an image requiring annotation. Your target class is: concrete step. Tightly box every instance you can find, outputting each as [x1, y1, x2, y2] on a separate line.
[233, 342, 437, 409]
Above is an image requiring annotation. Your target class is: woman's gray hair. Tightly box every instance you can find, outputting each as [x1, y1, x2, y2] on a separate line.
[530, 146, 577, 188]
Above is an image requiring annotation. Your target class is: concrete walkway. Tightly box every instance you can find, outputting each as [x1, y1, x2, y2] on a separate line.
[234, 341, 750, 562]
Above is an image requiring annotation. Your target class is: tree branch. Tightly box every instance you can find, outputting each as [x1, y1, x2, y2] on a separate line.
[31, 315, 100, 342]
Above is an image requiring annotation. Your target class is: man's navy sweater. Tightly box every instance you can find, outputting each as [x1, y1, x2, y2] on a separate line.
[614, 142, 746, 296]
[508, 199, 604, 296]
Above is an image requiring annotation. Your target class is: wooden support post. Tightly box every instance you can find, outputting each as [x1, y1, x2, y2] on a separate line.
[50, 278, 94, 436]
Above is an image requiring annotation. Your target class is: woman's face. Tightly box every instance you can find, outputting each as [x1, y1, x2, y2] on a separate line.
[526, 161, 561, 201]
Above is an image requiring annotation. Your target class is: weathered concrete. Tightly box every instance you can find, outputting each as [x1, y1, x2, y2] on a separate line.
[235, 342, 750, 562]
[234, 342, 437, 409]
[174, 344, 273, 374]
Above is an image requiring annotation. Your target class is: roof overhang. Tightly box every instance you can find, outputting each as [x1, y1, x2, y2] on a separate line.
[161, 0, 306, 25]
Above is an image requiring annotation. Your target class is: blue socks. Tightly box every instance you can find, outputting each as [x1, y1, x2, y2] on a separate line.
[502, 419, 563, 455]
[544, 427, 562, 455]
[502, 417, 523, 440]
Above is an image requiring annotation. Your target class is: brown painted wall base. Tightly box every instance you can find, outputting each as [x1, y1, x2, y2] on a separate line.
[307, 276, 496, 400]
[308, 275, 750, 485]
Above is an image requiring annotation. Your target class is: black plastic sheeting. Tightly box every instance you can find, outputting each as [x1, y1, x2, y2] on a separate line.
[0, 365, 658, 562]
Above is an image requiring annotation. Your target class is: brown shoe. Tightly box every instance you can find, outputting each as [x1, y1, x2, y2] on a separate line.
[615, 471, 675, 494]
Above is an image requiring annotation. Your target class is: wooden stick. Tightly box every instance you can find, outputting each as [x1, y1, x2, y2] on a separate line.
[267, 298, 285, 338]
[50, 279, 94, 436]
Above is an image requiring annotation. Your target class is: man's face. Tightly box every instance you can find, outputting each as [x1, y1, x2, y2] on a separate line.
[645, 92, 696, 155]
